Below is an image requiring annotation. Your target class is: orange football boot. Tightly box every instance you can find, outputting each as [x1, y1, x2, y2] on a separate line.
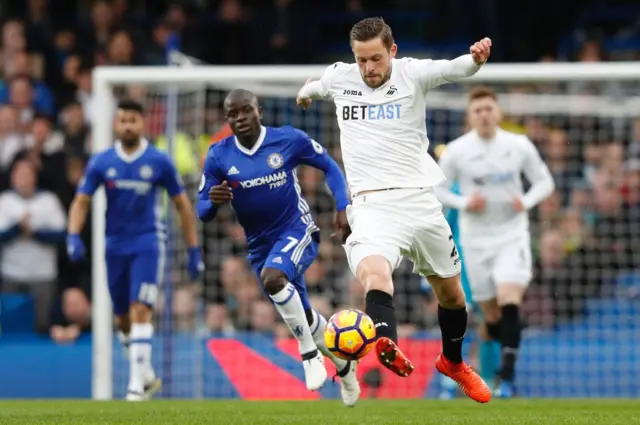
[435, 353, 492, 403]
[375, 337, 415, 377]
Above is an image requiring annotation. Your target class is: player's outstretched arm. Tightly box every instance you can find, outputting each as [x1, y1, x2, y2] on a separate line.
[297, 79, 326, 110]
[296, 63, 340, 109]
[520, 137, 555, 210]
[408, 38, 491, 90]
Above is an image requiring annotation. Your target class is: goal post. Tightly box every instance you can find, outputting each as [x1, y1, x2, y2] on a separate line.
[92, 61, 640, 400]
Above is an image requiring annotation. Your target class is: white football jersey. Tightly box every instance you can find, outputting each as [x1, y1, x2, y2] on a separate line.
[300, 55, 481, 195]
[436, 128, 554, 248]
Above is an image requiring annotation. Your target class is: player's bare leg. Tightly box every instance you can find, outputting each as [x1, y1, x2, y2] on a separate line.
[126, 303, 159, 401]
[308, 309, 361, 406]
[262, 268, 327, 391]
[429, 274, 491, 403]
[479, 283, 527, 398]
[356, 256, 414, 377]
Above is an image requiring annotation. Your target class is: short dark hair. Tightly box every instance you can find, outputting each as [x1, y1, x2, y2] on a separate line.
[468, 86, 498, 102]
[117, 99, 144, 114]
[8, 73, 31, 86]
[349, 17, 394, 50]
[33, 112, 53, 124]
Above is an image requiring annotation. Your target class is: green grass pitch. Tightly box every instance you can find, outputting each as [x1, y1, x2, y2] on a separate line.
[1, 399, 639, 425]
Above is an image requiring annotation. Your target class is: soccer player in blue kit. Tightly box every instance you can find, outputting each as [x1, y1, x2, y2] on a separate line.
[196, 89, 361, 407]
[66, 99, 204, 401]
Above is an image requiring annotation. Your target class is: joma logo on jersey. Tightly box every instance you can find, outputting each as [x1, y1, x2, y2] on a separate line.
[343, 89, 362, 96]
[238, 170, 287, 189]
[342, 104, 401, 121]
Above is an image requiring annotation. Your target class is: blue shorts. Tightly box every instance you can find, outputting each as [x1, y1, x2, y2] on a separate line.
[249, 228, 319, 312]
[105, 245, 165, 316]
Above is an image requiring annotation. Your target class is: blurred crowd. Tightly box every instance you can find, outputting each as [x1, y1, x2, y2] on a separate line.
[0, 0, 638, 343]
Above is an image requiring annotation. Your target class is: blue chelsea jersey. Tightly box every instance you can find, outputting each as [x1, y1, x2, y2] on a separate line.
[78, 140, 184, 254]
[198, 126, 349, 251]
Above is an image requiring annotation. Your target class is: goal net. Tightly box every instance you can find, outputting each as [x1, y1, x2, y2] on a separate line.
[92, 62, 640, 400]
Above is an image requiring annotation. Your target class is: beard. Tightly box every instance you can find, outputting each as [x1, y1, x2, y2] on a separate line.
[362, 69, 390, 88]
[120, 132, 140, 147]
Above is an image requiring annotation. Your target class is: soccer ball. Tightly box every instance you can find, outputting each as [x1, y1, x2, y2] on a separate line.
[324, 309, 376, 361]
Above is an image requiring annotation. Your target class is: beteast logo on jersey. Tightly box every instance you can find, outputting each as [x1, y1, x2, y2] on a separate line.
[472, 171, 515, 186]
[342, 104, 402, 121]
[232, 170, 287, 190]
[343, 89, 362, 96]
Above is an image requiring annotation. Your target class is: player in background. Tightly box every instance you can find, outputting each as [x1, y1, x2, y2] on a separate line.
[297, 17, 492, 402]
[196, 89, 361, 407]
[436, 181, 501, 399]
[436, 86, 555, 397]
[66, 99, 204, 401]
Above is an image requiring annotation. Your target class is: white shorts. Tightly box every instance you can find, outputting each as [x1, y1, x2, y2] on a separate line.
[344, 188, 461, 278]
[462, 237, 533, 303]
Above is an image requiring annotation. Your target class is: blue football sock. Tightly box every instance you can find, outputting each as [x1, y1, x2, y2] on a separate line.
[479, 339, 501, 384]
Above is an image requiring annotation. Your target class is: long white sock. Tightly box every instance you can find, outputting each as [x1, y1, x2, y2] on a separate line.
[128, 323, 153, 394]
[310, 310, 348, 373]
[269, 283, 317, 356]
[117, 331, 130, 356]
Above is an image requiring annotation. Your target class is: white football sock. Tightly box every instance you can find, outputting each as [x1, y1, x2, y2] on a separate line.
[269, 283, 317, 356]
[117, 330, 130, 346]
[310, 310, 348, 372]
[128, 323, 153, 394]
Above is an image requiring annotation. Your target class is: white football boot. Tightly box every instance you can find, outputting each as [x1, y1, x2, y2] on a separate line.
[125, 391, 146, 402]
[143, 372, 162, 400]
[303, 350, 328, 391]
[337, 361, 361, 407]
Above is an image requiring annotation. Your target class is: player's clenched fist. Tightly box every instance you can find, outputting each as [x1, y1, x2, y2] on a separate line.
[331, 210, 351, 243]
[209, 181, 233, 205]
[296, 78, 313, 110]
[470, 37, 491, 65]
[66, 233, 86, 262]
[466, 193, 487, 213]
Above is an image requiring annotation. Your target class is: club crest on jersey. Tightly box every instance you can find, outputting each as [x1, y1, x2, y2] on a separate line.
[385, 85, 398, 97]
[106, 168, 117, 178]
[139, 165, 153, 179]
[310, 139, 324, 154]
[267, 153, 284, 169]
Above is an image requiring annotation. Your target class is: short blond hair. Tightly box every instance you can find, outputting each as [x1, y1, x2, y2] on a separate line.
[468, 86, 497, 102]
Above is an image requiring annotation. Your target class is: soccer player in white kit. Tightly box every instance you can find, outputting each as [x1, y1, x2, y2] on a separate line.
[436, 87, 555, 398]
[297, 17, 492, 403]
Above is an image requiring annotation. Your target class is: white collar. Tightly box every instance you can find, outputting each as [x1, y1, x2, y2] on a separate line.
[115, 138, 149, 163]
[234, 126, 266, 156]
